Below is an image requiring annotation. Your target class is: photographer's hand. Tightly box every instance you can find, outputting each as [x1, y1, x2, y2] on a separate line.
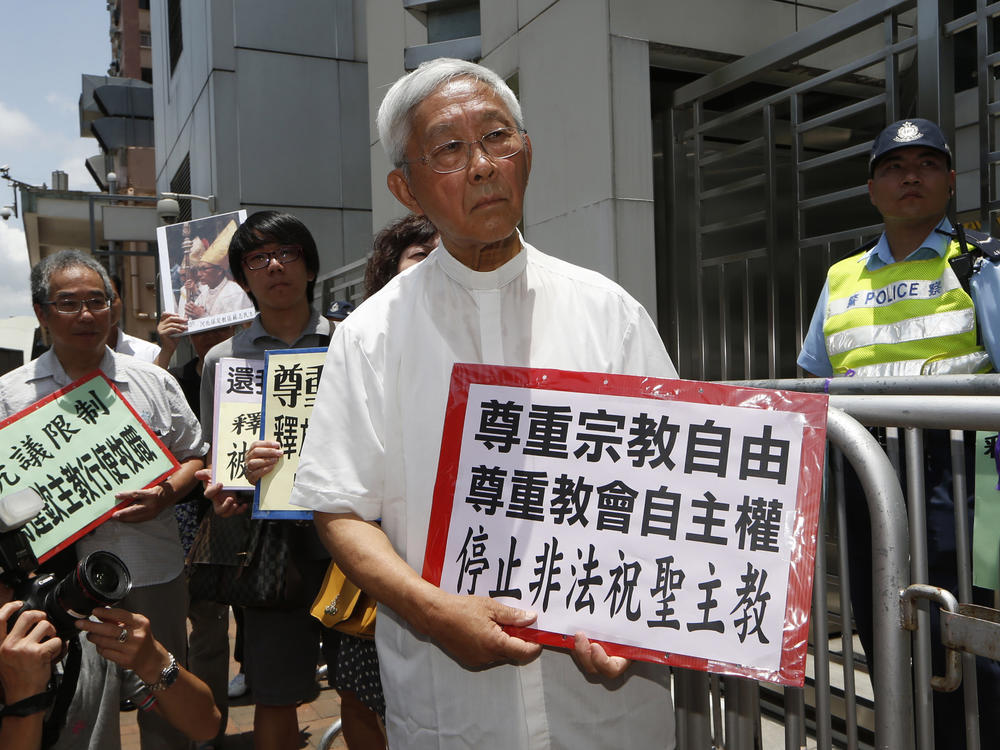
[0, 602, 62, 703]
[77, 607, 158, 676]
[0, 601, 60, 750]
[79, 608, 221, 742]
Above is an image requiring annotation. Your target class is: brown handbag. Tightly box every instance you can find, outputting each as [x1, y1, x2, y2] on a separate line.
[188, 515, 312, 610]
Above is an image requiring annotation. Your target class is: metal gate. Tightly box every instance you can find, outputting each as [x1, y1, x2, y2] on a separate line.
[702, 374, 1000, 750]
[659, 0, 1000, 382]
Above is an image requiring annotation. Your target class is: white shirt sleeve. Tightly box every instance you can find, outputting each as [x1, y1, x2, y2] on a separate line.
[160, 372, 208, 461]
[116, 331, 162, 363]
[619, 304, 679, 379]
[290, 326, 386, 519]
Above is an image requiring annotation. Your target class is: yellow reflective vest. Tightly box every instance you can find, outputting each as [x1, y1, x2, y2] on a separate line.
[822, 240, 991, 376]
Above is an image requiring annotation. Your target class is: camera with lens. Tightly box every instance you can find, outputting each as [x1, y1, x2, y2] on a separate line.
[0, 489, 132, 640]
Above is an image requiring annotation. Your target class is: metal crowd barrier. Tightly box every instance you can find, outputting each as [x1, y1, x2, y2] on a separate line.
[676, 374, 1000, 750]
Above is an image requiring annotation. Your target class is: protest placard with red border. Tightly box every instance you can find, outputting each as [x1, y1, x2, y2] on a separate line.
[423, 364, 827, 686]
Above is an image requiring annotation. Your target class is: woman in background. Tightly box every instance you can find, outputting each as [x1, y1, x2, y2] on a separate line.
[363, 214, 438, 300]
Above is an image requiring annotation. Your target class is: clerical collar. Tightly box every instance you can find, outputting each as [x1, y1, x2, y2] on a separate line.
[435, 233, 528, 291]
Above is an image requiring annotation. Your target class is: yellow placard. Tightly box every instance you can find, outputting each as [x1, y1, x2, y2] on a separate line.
[211, 357, 264, 491]
[254, 349, 326, 518]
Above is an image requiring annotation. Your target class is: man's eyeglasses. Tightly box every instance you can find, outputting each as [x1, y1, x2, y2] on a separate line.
[409, 127, 527, 174]
[40, 297, 112, 314]
[243, 245, 303, 271]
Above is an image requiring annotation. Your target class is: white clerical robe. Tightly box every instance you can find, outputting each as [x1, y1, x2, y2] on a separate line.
[194, 276, 252, 317]
[291, 239, 678, 750]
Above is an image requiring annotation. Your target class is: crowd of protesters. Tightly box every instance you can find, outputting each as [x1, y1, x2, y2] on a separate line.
[4, 54, 1000, 750]
[0, 203, 433, 750]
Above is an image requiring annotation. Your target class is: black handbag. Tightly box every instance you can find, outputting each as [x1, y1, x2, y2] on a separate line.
[187, 515, 312, 610]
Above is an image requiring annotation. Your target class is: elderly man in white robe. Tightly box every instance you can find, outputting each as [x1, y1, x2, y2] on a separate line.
[290, 58, 677, 750]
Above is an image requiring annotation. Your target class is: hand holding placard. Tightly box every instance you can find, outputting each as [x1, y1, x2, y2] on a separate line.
[421, 590, 541, 669]
[196, 468, 250, 518]
[243, 440, 282, 484]
[112, 484, 175, 523]
[571, 632, 630, 679]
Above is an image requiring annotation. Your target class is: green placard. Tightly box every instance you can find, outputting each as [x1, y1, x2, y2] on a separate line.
[973, 431, 1000, 589]
[0, 372, 179, 561]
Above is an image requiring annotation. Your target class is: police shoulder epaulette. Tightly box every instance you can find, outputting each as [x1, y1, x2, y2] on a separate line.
[961, 229, 1000, 262]
[847, 237, 879, 258]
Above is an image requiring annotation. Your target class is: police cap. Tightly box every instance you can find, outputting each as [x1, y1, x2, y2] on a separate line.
[324, 300, 355, 321]
[869, 118, 952, 175]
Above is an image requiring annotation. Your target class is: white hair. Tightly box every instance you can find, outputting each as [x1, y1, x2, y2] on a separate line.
[376, 58, 525, 168]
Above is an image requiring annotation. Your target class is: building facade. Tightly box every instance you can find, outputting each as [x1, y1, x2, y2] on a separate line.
[365, 1, 859, 328]
[365, 1, 999, 382]
[148, 1, 997, 378]
[18, 1, 161, 347]
[149, 0, 371, 304]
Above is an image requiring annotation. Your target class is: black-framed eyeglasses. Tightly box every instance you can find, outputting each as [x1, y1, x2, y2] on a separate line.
[40, 296, 112, 314]
[243, 245, 303, 271]
[408, 127, 527, 174]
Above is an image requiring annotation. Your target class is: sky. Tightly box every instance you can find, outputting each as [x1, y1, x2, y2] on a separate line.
[0, 4, 111, 318]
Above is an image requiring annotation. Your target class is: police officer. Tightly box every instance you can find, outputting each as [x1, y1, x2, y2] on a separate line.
[798, 118, 1000, 749]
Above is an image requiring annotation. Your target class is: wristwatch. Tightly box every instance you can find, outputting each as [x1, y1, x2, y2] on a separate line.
[144, 652, 180, 692]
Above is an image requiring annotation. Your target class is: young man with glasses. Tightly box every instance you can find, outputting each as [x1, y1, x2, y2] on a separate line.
[197, 212, 387, 750]
[198, 213, 323, 398]
[0, 250, 209, 750]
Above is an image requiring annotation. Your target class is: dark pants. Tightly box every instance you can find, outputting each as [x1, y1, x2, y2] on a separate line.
[845, 430, 1000, 750]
